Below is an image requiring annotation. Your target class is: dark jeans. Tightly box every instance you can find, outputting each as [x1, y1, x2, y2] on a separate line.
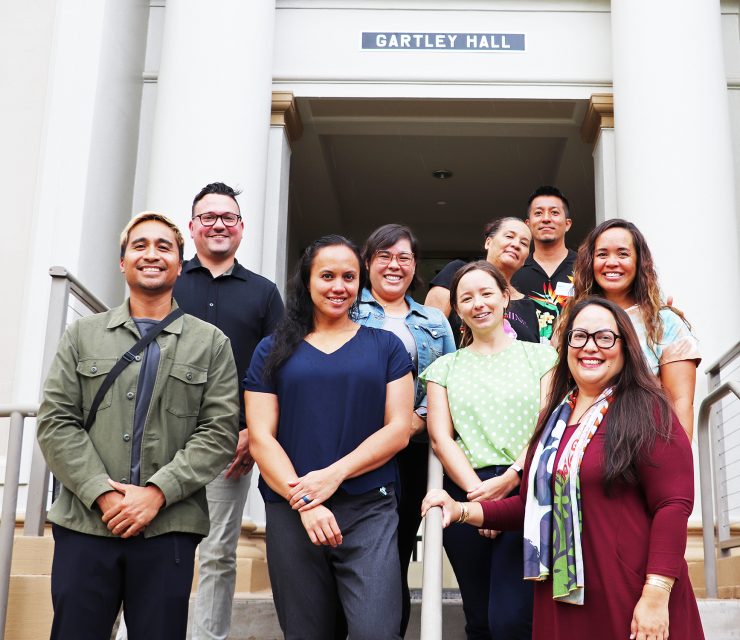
[50, 524, 199, 640]
[443, 467, 533, 640]
[266, 486, 402, 640]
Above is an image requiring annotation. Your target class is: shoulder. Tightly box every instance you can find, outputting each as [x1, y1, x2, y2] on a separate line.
[517, 340, 558, 369]
[420, 349, 458, 380]
[358, 325, 403, 348]
[431, 259, 467, 287]
[181, 313, 229, 344]
[236, 265, 281, 295]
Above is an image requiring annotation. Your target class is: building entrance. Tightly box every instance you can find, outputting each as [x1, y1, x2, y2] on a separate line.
[286, 97, 596, 299]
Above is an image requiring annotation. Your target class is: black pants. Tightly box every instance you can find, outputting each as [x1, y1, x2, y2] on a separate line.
[50, 524, 199, 640]
[443, 467, 533, 640]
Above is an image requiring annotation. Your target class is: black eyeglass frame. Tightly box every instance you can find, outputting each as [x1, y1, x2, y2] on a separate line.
[566, 329, 621, 349]
[192, 213, 242, 227]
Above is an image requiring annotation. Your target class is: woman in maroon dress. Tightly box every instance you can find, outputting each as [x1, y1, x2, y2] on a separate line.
[422, 296, 704, 640]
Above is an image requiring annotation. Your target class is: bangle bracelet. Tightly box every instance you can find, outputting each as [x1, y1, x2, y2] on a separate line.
[456, 502, 470, 524]
[644, 577, 672, 593]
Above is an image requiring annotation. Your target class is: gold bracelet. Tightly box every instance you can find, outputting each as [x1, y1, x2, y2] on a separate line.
[456, 502, 470, 524]
[644, 576, 672, 593]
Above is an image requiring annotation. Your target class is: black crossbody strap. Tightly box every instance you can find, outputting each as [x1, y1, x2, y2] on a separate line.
[83, 308, 185, 432]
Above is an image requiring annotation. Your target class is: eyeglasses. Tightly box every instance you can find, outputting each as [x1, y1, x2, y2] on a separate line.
[375, 250, 415, 266]
[193, 213, 242, 227]
[567, 329, 621, 349]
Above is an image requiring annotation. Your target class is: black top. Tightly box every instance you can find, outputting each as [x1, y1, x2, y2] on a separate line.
[429, 259, 539, 344]
[510, 249, 577, 342]
[173, 256, 284, 426]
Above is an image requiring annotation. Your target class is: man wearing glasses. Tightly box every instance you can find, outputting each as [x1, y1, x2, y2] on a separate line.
[177, 182, 284, 640]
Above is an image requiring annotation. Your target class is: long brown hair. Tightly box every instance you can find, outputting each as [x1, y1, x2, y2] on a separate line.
[449, 261, 509, 348]
[567, 219, 688, 355]
[531, 297, 673, 491]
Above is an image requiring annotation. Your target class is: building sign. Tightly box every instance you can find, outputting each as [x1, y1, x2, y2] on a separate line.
[361, 32, 525, 52]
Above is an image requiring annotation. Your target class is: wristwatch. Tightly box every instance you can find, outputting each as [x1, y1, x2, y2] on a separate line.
[509, 463, 523, 478]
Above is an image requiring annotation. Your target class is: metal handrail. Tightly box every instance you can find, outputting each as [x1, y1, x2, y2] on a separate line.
[698, 380, 740, 598]
[0, 405, 39, 640]
[419, 447, 444, 639]
[24, 267, 109, 535]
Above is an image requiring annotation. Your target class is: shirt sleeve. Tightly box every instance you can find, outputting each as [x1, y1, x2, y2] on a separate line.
[242, 336, 277, 394]
[386, 332, 415, 383]
[639, 411, 695, 579]
[419, 352, 453, 388]
[535, 344, 558, 377]
[430, 259, 467, 290]
[659, 309, 701, 368]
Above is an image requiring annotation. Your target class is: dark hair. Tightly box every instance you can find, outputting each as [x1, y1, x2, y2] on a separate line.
[483, 216, 529, 240]
[192, 182, 242, 216]
[526, 185, 570, 219]
[449, 261, 510, 348]
[263, 235, 366, 381]
[119, 211, 184, 260]
[361, 223, 423, 292]
[567, 218, 688, 354]
[531, 296, 673, 492]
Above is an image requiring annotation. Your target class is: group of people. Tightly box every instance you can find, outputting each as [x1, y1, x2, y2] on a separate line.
[36, 182, 704, 640]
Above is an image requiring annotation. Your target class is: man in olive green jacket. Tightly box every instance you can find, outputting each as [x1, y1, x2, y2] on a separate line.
[37, 212, 239, 640]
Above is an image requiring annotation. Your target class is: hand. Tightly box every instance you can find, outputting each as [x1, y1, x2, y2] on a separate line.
[630, 587, 670, 640]
[466, 470, 518, 502]
[300, 505, 343, 547]
[102, 479, 166, 538]
[421, 489, 459, 527]
[477, 528, 500, 539]
[96, 489, 124, 515]
[288, 467, 343, 511]
[410, 411, 427, 437]
[225, 429, 255, 479]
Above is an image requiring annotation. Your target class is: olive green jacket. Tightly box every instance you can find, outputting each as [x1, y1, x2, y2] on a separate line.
[37, 299, 239, 538]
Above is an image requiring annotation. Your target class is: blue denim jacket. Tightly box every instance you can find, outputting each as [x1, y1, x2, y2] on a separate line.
[356, 288, 456, 410]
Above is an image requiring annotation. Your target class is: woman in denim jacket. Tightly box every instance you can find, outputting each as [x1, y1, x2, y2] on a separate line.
[357, 224, 455, 637]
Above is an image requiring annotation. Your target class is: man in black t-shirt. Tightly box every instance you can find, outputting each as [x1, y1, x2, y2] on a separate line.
[511, 185, 577, 342]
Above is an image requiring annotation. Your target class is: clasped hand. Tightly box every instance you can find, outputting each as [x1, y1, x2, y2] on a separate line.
[98, 479, 165, 538]
[287, 467, 342, 511]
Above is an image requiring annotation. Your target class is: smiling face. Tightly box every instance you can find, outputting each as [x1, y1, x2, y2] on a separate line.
[120, 219, 182, 295]
[454, 268, 509, 338]
[567, 304, 624, 396]
[367, 237, 415, 304]
[309, 244, 361, 322]
[526, 195, 571, 245]
[484, 219, 531, 275]
[190, 193, 243, 260]
[593, 227, 637, 306]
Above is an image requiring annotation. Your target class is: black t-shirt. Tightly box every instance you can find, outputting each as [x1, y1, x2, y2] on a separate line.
[510, 249, 577, 342]
[429, 259, 539, 345]
[173, 256, 284, 426]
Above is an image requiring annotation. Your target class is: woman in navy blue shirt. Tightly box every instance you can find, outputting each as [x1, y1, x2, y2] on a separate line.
[245, 235, 414, 640]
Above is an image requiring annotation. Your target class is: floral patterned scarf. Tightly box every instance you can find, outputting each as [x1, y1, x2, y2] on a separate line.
[522, 387, 613, 605]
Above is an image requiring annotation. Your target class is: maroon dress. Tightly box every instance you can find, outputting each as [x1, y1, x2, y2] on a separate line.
[480, 412, 704, 640]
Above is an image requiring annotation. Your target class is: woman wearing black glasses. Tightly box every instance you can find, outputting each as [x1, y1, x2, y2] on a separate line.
[356, 223, 455, 637]
[423, 296, 704, 640]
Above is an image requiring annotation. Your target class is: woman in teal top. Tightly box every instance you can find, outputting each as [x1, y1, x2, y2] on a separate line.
[421, 261, 556, 640]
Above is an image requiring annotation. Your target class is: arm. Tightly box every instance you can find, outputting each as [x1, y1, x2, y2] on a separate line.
[36, 326, 112, 509]
[421, 489, 524, 531]
[247, 389, 342, 546]
[426, 381, 480, 493]
[659, 360, 696, 441]
[288, 372, 415, 510]
[424, 286, 452, 319]
[146, 334, 239, 506]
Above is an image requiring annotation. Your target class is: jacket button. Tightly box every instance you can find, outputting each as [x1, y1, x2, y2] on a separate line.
[126, 391, 134, 400]
[432, 330, 438, 336]
[186, 372, 193, 380]
[122, 434, 131, 442]
[134, 355, 142, 362]
[90, 366, 98, 374]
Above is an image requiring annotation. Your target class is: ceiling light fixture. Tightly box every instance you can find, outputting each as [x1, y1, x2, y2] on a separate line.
[432, 169, 453, 180]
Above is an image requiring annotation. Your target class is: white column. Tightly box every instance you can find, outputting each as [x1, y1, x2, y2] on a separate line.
[592, 128, 617, 224]
[611, 1, 739, 370]
[146, 0, 276, 273]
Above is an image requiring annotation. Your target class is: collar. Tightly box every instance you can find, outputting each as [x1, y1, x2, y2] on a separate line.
[183, 255, 249, 281]
[360, 288, 430, 319]
[107, 299, 184, 334]
[522, 248, 577, 269]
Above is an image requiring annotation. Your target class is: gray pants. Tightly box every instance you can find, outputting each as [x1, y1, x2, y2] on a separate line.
[266, 486, 402, 640]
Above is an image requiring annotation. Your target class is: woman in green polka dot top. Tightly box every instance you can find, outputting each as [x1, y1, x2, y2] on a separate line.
[420, 260, 557, 639]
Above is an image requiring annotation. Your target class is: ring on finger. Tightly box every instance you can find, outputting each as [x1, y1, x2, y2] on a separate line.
[302, 495, 312, 505]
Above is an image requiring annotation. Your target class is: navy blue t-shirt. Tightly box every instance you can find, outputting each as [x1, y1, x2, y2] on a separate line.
[243, 325, 413, 503]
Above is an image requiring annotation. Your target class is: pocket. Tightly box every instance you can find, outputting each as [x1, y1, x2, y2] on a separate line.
[419, 323, 449, 356]
[165, 363, 208, 417]
[76, 358, 117, 415]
